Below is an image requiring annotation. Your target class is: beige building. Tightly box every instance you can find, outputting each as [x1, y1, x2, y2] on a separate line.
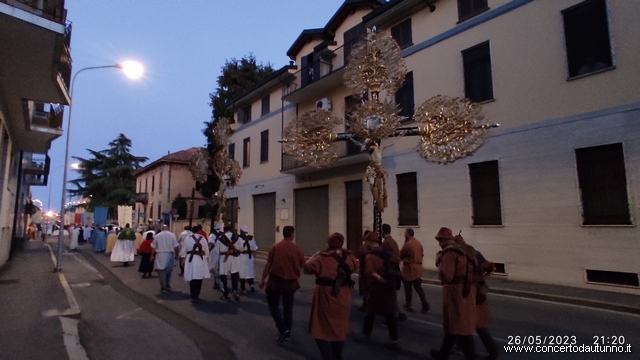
[0, 0, 71, 265]
[133, 148, 206, 228]
[224, 0, 640, 293]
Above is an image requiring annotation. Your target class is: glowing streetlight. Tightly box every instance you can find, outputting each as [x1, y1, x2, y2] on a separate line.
[55, 61, 144, 272]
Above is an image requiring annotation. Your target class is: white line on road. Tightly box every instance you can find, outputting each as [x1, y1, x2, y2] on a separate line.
[59, 317, 89, 360]
[70, 253, 103, 278]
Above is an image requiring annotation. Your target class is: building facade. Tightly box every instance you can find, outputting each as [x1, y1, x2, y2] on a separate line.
[0, 0, 72, 265]
[224, 0, 640, 293]
[133, 148, 205, 228]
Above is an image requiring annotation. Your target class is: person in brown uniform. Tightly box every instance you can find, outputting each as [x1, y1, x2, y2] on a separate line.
[357, 230, 376, 312]
[303, 232, 358, 360]
[430, 227, 477, 360]
[400, 228, 430, 313]
[354, 230, 400, 349]
[381, 223, 406, 322]
[259, 226, 306, 345]
[454, 232, 499, 360]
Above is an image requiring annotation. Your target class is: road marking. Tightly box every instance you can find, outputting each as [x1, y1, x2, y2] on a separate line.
[44, 244, 80, 317]
[71, 253, 103, 277]
[70, 283, 92, 288]
[59, 317, 89, 360]
[116, 307, 143, 320]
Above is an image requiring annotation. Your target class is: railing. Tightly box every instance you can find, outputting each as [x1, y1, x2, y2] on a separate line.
[30, 102, 64, 129]
[281, 141, 366, 171]
[58, 22, 73, 91]
[2, 0, 68, 24]
[284, 44, 347, 97]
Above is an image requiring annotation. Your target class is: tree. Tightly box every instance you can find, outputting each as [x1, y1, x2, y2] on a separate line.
[69, 133, 148, 218]
[171, 194, 187, 219]
[199, 55, 274, 220]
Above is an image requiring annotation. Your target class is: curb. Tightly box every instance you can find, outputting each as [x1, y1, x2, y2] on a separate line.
[422, 277, 640, 316]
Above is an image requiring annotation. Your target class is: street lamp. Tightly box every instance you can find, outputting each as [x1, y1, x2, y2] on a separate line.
[55, 61, 143, 272]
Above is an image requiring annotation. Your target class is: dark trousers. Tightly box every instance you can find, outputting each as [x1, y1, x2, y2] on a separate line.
[190, 279, 203, 300]
[239, 278, 254, 290]
[266, 289, 295, 335]
[403, 278, 429, 309]
[220, 272, 239, 297]
[363, 313, 398, 341]
[437, 333, 476, 360]
[477, 327, 499, 358]
[315, 339, 344, 360]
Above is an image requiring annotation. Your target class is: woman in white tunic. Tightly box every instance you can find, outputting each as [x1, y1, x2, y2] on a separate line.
[236, 225, 258, 293]
[179, 225, 210, 302]
[208, 224, 222, 285]
[70, 225, 80, 250]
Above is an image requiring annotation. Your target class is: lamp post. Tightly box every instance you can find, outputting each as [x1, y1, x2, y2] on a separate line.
[55, 61, 143, 272]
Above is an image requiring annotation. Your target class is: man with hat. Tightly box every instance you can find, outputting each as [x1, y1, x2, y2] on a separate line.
[303, 232, 358, 360]
[430, 227, 477, 360]
[236, 225, 259, 293]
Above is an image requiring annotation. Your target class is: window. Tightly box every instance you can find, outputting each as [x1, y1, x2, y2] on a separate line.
[149, 205, 153, 222]
[395, 72, 414, 122]
[145, 178, 148, 192]
[229, 143, 235, 160]
[151, 175, 155, 193]
[469, 160, 502, 225]
[238, 106, 251, 124]
[261, 95, 270, 116]
[344, 22, 367, 64]
[396, 172, 418, 226]
[157, 204, 162, 221]
[260, 130, 269, 163]
[462, 41, 493, 103]
[458, 0, 488, 22]
[159, 172, 163, 194]
[243, 137, 251, 168]
[138, 180, 141, 192]
[575, 143, 631, 225]
[563, 0, 612, 78]
[391, 18, 412, 49]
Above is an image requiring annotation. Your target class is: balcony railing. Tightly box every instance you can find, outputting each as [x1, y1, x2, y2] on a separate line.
[284, 44, 347, 97]
[281, 141, 366, 172]
[58, 22, 72, 90]
[2, 0, 68, 24]
[29, 102, 64, 130]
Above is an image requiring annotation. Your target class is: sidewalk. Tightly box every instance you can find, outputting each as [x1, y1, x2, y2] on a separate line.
[0, 237, 203, 360]
[254, 250, 640, 315]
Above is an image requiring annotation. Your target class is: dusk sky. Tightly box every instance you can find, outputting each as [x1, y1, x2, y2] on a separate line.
[33, 0, 348, 212]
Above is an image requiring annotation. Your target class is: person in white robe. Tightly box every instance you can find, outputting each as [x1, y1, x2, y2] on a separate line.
[217, 225, 241, 301]
[236, 225, 258, 293]
[110, 224, 136, 266]
[69, 225, 80, 251]
[151, 225, 179, 293]
[177, 226, 192, 276]
[179, 224, 210, 302]
[83, 225, 92, 243]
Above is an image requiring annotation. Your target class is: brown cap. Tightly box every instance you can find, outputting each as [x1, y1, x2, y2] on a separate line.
[435, 227, 453, 241]
[327, 232, 345, 249]
[363, 230, 379, 244]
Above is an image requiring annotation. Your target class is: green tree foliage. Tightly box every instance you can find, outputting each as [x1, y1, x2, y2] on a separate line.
[171, 194, 187, 219]
[69, 134, 148, 218]
[200, 55, 273, 210]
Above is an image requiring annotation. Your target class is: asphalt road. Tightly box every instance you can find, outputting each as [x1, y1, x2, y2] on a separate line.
[78, 247, 639, 360]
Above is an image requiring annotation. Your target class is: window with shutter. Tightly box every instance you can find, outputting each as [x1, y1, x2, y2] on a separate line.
[463, 41, 493, 103]
[575, 143, 630, 225]
[395, 72, 414, 122]
[260, 130, 269, 163]
[396, 172, 418, 226]
[391, 18, 412, 49]
[469, 160, 502, 225]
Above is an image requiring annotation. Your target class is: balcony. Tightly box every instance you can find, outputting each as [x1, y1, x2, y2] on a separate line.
[135, 193, 149, 205]
[281, 141, 369, 176]
[283, 44, 348, 104]
[22, 153, 50, 186]
[1, 0, 68, 24]
[0, 0, 72, 153]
